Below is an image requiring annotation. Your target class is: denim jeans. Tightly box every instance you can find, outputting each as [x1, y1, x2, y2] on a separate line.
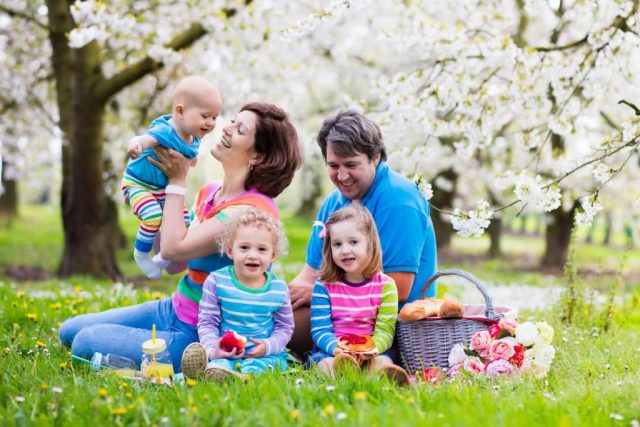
[59, 298, 198, 372]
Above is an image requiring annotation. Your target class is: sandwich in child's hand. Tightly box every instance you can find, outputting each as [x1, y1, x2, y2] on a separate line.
[338, 334, 376, 353]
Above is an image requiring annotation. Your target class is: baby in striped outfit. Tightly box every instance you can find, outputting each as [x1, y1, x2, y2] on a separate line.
[309, 205, 410, 385]
[180, 207, 294, 381]
[122, 76, 221, 279]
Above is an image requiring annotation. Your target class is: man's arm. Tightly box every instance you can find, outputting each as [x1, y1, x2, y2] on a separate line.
[288, 263, 319, 310]
[386, 272, 415, 303]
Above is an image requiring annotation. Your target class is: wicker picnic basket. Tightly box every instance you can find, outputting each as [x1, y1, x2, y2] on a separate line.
[396, 269, 516, 372]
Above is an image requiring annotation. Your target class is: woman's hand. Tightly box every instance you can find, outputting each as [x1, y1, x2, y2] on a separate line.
[147, 146, 191, 185]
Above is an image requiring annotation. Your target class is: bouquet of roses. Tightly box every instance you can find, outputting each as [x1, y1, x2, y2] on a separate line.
[447, 318, 556, 378]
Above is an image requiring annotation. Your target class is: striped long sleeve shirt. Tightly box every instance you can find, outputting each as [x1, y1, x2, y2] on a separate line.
[198, 265, 294, 356]
[310, 272, 398, 356]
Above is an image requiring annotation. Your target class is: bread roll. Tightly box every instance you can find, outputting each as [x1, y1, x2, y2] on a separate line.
[438, 298, 464, 318]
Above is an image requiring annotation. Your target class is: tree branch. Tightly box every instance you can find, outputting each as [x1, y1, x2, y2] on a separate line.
[0, 4, 48, 30]
[95, 23, 207, 102]
[534, 35, 588, 52]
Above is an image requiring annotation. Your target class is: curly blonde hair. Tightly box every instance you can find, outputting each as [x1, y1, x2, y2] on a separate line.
[219, 207, 288, 256]
[319, 205, 382, 283]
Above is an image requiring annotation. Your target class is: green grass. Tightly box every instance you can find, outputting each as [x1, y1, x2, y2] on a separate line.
[1, 206, 640, 426]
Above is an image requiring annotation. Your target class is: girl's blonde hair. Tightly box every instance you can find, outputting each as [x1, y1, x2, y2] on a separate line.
[319, 205, 382, 283]
[219, 207, 287, 256]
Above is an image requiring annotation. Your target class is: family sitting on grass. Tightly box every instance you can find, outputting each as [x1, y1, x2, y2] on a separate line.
[58, 76, 438, 387]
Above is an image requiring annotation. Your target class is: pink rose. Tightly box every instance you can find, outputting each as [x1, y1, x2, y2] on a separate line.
[488, 324, 502, 338]
[463, 357, 486, 375]
[498, 318, 519, 335]
[486, 359, 517, 377]
[489, 339, 516, 361]
[470, 330, 492, 355]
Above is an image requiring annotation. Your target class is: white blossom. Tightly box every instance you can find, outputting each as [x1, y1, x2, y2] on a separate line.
[575, 195, 604, 227]
[451, 200, 493, 238]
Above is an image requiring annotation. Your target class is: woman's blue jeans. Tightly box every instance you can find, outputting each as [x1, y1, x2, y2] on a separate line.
[59, 298, 198, 372]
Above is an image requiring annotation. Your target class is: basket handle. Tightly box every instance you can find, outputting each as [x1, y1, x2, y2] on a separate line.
[420, 269, 503, 320]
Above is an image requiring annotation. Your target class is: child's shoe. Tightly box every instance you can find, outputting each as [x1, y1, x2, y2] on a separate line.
[203, 365, 242, 383]
[181, 343, 207, 379]
[379, 364, 411, 387]
[334, 352, 360, 373]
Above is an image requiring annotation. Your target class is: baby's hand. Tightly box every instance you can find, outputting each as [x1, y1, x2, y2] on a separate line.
[245, 338, 266, 358]
[127, 137, 143, 159]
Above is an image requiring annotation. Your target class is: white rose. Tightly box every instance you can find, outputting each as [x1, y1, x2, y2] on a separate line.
[536, 322, 555, 344]
[515, 322, 538, 346]
[448, 343, 466, 366]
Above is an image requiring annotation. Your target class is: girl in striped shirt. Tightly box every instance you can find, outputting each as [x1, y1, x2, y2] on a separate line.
[309, 205, 410, 385]
[180, 208, 294, 381]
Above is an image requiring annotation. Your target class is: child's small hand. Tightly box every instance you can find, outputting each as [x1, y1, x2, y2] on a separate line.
[127, 137, 142, 159]
[210, 345, 244, 360]
[245, 338, 266, 358]
[333, 347, 345, 356]
[354, 352, 376, 364]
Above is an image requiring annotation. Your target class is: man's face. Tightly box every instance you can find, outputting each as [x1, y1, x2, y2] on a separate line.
[325, 144, 380, 201]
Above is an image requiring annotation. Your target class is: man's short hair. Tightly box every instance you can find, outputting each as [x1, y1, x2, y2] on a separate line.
[316, 110, 387, 162]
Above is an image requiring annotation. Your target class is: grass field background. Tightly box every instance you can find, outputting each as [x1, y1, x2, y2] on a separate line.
[0, 206, 639, 426]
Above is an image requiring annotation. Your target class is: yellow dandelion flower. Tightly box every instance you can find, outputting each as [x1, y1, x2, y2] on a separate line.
[151, 292, 164, 300]
[50, 302, 62, 310]
[125, 392, 133, 399]
[16, 291, 26, 298]
[203, 394, 210, 401]
[235, 362, 241, 370]
[97, 388, 108, 398]
[12, 323, 19, 330]
[57, 322, 62, 327]
[22, 303, 28, 309]
[18, 332, 24, 338]
[59, 362, 68, 370]
[290, 409, 300, 420]
[322, 404, 335, 415]
[3, 348, 9, 355]
[354, 391, 366, 401]
[71, 309, 78, 315]
[111, 407, 127, 416]
[40, 383, 49, 391]
[120, 382, 128, 389]
[145, 291, 151, 300]
[186, 378, 197, 387]
[36, 340, 47, 348]
[26, 313, 38, 321]
[127, 403, 135, 410]
[73, 286, 83, 293]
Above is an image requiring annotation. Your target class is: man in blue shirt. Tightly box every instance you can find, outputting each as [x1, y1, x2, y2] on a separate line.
[288, 110, 438, 355]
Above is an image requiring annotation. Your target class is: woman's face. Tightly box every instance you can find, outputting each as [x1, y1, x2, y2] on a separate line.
[211, 110, 259, 168]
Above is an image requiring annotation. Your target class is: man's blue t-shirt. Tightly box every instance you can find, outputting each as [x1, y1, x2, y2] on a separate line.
[306, 162, 438, 306]
[125, 115, 201, 188]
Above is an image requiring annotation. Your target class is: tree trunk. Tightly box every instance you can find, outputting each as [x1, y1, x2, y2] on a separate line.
[487, 216, 502, 258]
[603, 212, 612, 246]
[0, 158, 18, 220]
[58, 95, 122, 278]
[541, 203, 578, 268]
[430, 169, 457, 249]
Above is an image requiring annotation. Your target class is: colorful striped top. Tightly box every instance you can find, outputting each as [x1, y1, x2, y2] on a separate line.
[171, 181, 279, 325]
[198, 265, 294, 356]
[310, 272, 398, 356]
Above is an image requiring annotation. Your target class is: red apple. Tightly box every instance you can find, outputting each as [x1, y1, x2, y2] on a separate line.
[219, 330, 247, 355]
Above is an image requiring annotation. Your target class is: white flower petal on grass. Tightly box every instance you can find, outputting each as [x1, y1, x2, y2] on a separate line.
[610, 413, 623, 421]
[336, 412, 347, 421]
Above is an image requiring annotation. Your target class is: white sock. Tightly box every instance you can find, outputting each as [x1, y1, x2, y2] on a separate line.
[134, 249, 163, 279]
[152, 253, 171, 271]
